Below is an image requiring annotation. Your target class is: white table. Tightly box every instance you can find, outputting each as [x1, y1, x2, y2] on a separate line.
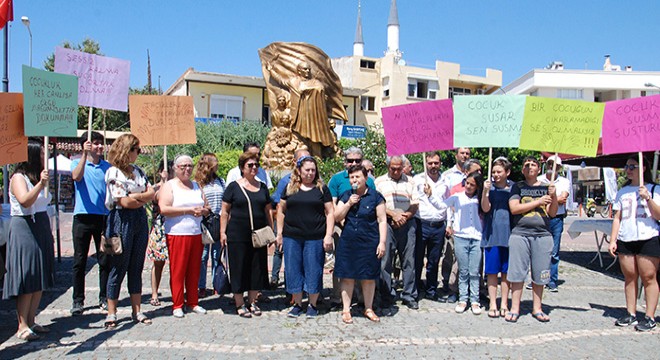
[567, 219, 617, 269]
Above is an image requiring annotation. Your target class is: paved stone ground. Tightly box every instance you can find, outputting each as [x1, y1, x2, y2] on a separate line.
[0, 214, 658, 359]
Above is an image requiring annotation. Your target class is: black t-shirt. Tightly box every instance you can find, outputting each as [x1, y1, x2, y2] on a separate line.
[509, 181, 551, 236]
[281, 185, 332, 240]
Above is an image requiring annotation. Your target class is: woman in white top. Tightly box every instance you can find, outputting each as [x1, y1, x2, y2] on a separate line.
[159, 155, 210, 318]
[104, 134, 155, 327]
[3, 139, 53, 341]
[609, 156, 660, 332]
[445, 172, 484, 315]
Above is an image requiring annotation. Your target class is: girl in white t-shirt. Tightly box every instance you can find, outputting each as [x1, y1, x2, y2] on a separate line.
[609, 156, 660, 332]
[446, 172, 484, 315]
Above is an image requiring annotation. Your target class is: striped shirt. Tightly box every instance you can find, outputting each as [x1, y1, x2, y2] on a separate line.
[202, 177, 226, 215]
[375, 173, 418, 212]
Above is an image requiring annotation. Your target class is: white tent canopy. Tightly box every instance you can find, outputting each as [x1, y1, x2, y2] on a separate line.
[47, 154, 72, 173]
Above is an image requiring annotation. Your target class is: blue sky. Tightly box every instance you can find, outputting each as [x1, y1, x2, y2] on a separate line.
[6, 1, 660, 93]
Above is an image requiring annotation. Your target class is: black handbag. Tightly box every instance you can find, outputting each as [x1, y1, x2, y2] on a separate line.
[213, 246, 231, 295]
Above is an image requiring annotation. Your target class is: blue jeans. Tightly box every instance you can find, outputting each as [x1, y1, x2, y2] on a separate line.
[283, 237, 324, 294]
[454, 236, 481, 304]
[106, 208, 149, 300]
[548, 216, 564, 289]
[198, 242, 221, 289]
[415, 219, 446, 297]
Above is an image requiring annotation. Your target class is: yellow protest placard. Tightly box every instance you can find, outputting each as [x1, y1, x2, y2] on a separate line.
[129, 95, 196, 146]
[520, 97, 604, 157]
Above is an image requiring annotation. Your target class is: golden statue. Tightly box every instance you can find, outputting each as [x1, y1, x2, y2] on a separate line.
[259, 42, 347, 166]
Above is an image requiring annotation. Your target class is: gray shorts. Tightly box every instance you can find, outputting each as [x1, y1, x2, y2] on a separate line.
[507, 233, 553, 284]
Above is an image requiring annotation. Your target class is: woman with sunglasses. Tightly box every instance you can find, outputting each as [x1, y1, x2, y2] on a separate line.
[221, 152, 274, 318]
[609, 156, 660, 332]
[159, 155, 210, 318]
[104, 134, 155, 327]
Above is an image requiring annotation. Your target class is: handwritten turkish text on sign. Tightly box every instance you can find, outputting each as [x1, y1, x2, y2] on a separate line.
[381, 99, 453, 156]
[602, 94, 660, 154]
[519, 97, 604, 157]
[54, 47, 130, 112]
[453, 95, 525, 148]
[0, 93, 28, 166]
[129, 95, 196, 146]
[22, 65, 78, 137]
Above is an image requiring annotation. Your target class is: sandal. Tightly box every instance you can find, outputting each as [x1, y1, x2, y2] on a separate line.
[149, 298, 161, 307]
[250, 303, 262, 316]
[500, 309, 508, 318]
[237, 304, 252, 318]
[532, 311, 550, 322]
[31, 323, 50, 333]
[16, 328, 40, 341]
[487, 309, 499, 318]
[341, 311, 353, 324]
[104, 314, 118, 328]
[363, 309, 380, 323]
[132, 312, 152, 325]
[504, 312, 519, 323]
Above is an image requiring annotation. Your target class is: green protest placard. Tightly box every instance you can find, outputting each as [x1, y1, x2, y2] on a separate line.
[22, 65, 78, 137]
[453, 95, 525, 148]
[520, 97, 604, 157]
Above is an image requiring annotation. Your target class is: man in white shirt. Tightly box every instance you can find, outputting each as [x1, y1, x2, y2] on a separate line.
[226, 142, 273, 189]
[536, 155, 570, 292]
[413, 151, 450, 301]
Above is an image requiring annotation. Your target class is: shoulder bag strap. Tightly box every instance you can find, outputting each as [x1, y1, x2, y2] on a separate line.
[237, 183, 255, 231]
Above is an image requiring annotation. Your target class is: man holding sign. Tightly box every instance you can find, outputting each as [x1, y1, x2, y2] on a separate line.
[70, 131, 111, 315]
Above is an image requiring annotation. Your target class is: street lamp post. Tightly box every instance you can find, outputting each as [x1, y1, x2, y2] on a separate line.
[21, 16, 32, 67]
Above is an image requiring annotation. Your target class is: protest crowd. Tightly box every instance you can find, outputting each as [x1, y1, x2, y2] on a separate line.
[2, 132, 659, 342]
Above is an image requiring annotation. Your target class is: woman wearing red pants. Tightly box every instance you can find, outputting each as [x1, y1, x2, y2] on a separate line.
[159, 154, 211, 318]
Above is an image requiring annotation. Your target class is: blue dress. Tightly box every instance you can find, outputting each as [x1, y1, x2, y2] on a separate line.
[481, 186, 512, 248]
[334, 189, 385, 280]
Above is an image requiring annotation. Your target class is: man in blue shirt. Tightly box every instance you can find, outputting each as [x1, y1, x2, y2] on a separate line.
[70, 131, 111, 315]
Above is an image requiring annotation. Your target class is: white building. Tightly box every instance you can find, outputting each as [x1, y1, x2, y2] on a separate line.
[503, 57, 660, 100]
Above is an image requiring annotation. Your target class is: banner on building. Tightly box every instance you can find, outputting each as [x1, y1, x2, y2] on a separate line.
[54, 47, 130, 112]
[129, 95, 196, 146]
[22, 65, 78, 137]
[381, 99, 454, 156]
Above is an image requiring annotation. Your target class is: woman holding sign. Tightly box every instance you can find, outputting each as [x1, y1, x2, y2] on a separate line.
[608, 156, 660, 332]
[3, 139, 54, 341]
[104, 134, 155, 327]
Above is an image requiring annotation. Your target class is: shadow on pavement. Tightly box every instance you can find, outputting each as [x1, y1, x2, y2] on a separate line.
[559, 250, 623, 280]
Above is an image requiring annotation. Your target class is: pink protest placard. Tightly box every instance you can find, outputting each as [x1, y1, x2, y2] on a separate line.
[602, 94, 660, 154]
[381, 99, 454, 156]
[54, 47, 130, 112]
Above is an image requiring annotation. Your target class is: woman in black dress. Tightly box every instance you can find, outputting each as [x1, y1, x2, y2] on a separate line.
[334, 165, 387, 324]
[220, 152, 274, 318]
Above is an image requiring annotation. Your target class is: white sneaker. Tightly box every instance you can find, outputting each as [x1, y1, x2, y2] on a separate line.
[173, 308, 185, 318]
[471, 304, 482, 315]
[454, 302, 468, 313]
[191, 305, 207, 314]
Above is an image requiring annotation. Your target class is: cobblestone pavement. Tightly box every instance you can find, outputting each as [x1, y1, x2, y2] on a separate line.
[0, 214, 658, 359]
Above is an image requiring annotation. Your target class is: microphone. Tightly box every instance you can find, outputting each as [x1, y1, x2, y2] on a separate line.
[351, 183, 358, 195]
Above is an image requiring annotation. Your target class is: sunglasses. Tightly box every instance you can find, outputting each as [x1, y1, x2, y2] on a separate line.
[623, 164, 639, 171]
[131, 147, 141, 154]
[345, 158, 362, 164]
[246, 163, 260, 169]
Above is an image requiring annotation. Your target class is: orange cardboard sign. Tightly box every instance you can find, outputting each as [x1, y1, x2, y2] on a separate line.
[0, 93, 28, 166]
[129, 95, 196, 146]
